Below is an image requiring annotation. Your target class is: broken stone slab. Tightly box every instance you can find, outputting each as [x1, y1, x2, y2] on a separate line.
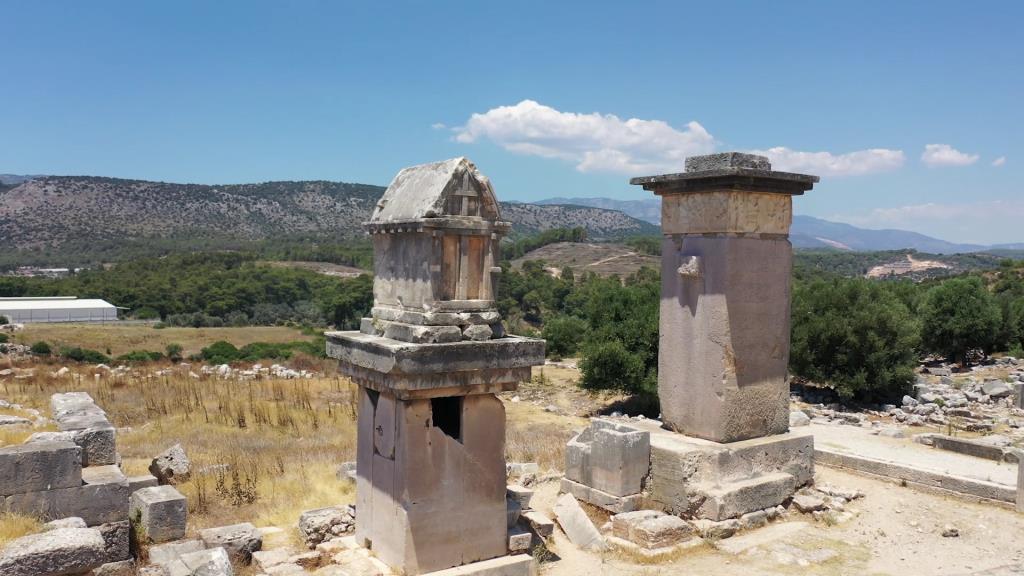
[179, 547, 234, 576]
[44, 517, 88, 530]
[73, 425, 118, 467]
[692, 518, 740, 540]
[252, 548, 295, 571]
[559, 477, 643, 514]
[611, 510, 694, 549]
[150, 444, 191, 485]
[0, 527, 107, 576]
[92, 559, 137, 576]
[0, 414, 31, 427]
[419, 554, 537, 576]
[506, 462, 539, 477]
[506, 485, 533, 510]
[297, 505, 355, 548]
[0, 441, 83, 496]
[520, 510, 554, 538]
[552, 493, 606, 551]
[130, 485, 187, 543]
[789, 411, 811, 427]
[508, 525, 533, 553]
[792, 493, 826, 513]
[335, 461, 356, 483]
[199, 522, 262, 565]
[148, 539, 205, 567]
[982, 380, 1012, 398]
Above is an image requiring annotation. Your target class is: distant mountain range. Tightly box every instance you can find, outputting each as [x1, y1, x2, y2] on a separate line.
[537, 196, 1022, 254]
[0, 175, 655, 264]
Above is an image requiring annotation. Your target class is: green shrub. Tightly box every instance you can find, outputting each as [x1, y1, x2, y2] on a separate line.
[116, 350, 165, 362]
[0, 315, 8, 325]
[30, 341, 52, 356]
[59, 346, 111, 364]
[920, 277, 1002, 363]
[790, 278, 920, 402]
[200, 341, 240, 364]
[0, 334, 7, 344]
[165, 343, 184, 362]
[579, 340, 655, 396]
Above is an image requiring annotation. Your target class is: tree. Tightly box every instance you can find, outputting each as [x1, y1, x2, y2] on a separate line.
[920, 277, 1002, 364]
[579, 340, 653, 395]
[0, 315, 8, 325]
[542, 315, 587, 358]
[790, 278, 920, 402]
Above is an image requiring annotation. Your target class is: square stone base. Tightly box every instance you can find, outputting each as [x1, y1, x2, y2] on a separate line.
[421, 554, 537, 576]
[560, 478, 643, 514]
[633, 420, 814, 521]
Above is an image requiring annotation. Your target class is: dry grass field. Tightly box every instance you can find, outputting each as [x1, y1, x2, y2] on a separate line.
[8, 324, 313, 358]
[511, 242, 659, 278]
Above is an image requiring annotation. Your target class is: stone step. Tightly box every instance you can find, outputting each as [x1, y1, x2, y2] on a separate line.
[694, 471, 796, 521]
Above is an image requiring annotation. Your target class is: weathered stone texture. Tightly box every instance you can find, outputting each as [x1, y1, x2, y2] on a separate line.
[552, 493, 605, 551]
[149, 444, 191, 485]
[4, 469, 128, 526]
[130, 485, 187, 543]
[661, 191, 792, 235]
[199, 523, 262, 564]
[564, 419, 650, 498]
[0, 441, 82, 496]
[0, 527, 107, 576]
[658, 234, 793, 443]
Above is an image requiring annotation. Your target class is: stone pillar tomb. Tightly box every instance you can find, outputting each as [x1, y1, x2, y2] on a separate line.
[563, 152, 819, 522]
[326, 157, 545, 575]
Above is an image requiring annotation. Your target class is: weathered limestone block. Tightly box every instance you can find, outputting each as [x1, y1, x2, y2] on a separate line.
[552, 493, 605, 551]
[507, 526, 532, 553]
[147, 539, 205, 567]
[97, 520, 131, 564]
[0, 441, 82, 496]
[200, 523, 262, 564]
[4, 466, 129, 526]
[150, 444, 191, 485]
[611, 510, 694, 549]
[44, 517, 88, 530]
[130, 485, 187, 543]
[0, 527, 107, 576]
[559, 478, 643, 514]
[520, 511, 554, 538]
[661, 191, 793, 236]
[179, 547, 233, 576]
[73, 425, 118, 467]
[128, 474, 160, 494]
[505, 485, 533, 510]
[564, 419, 650, 501]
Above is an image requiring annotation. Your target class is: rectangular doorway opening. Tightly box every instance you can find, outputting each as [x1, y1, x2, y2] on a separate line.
[430, 396, 463, 443]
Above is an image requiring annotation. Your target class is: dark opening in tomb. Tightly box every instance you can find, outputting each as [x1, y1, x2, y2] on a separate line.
[430, 396, 462, 442]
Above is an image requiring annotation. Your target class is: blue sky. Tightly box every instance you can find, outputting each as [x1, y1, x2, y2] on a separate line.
[2, 1, 1021, 244]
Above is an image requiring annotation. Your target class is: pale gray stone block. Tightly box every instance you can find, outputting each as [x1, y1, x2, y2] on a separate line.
[128, 474, 160, 494]
[552, 493, 605, 551]
[74, 425, 117, 467]
[506, 485, 533, 510]
[180, 547, 233, 576]
[130, 485, 187, 543]
[149, 444, 191, 485]
[147, 539, 205, 566]
[419, 554, 537, 576]
[98, 520, 131, 564]
[0, 527, 106, 576]
[520, 510, 554, 538]
[92, 559, 137, 576]
[4, 473, 129, 526]
[199, 522, 262, 564]
[0, 441, 82, 496]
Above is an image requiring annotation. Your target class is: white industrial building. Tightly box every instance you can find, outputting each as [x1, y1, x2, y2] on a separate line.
[0, 297, 119, 324]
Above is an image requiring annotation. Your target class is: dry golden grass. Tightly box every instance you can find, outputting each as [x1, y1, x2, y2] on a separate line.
[3, 365, 357, 541]
[0, 510, 43, 547]
[12, 324, 313, 358]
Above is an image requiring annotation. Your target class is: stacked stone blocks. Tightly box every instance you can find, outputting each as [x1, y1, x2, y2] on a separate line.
[562, 419, 650, 513]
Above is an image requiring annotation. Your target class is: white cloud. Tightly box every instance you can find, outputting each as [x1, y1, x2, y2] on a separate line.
[831, 200, 1024, 245]
[921, 143, 979, 167]
[453, 100, 715, 174]
[749, 147, 905, 177]
[431, 122, 447, 130]
[992, 156, 1007, 167]
[453, 100, 904, 177]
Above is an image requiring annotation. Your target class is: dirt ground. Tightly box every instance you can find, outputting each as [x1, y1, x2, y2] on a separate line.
[529, 466, 1024, 576]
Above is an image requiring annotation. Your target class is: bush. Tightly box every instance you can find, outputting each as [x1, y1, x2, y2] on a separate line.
[30, 341, 52, 356]
[0, 315, 8, 325]
[790, 278, 920, 402]
[200, 341, 240, 364]
[165, 343, 184, 362]
[116, 350, 164, 362]
[0, 334, 7, 344]
[920, 277, 1002, 364]
[59, 346, 111, 364]
[541, 315, 588, 358]
[579, 340, 654, 395]
[132, 307, 160, 320]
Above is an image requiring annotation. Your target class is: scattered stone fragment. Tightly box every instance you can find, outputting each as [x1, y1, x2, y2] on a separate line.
[44, 517, 87, 530]
[612, 510, 693, 549]
[692, 518, 740, 540]
[335, 462, 356, 483]
[789, 411, 811, 427]
[553, 493, 606, 551]
[508, 525, 533, 552]
[521, 510, 555, 538]
[942, 525, 960, 537]
[92, 559, 137, 576]
[792, 493, 827, 513]
[147, 539, 205, 567]
[253, 548, 295, 571]
[199, 522, 262, 564]
[179, 546, 234, 576]
[149, 444, 191, 485]
[128, 474, 160, 494]
[506, 484, 533, 509]
[297, 505, 355, 548]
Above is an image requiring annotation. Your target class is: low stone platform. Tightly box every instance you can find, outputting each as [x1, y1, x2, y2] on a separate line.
[421, 554, 536, 576]
[560, 478, 642, 513]
[630, 419, 814, 521]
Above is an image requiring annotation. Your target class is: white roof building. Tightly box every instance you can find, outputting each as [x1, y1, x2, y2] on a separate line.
[0, 297, 119, 324]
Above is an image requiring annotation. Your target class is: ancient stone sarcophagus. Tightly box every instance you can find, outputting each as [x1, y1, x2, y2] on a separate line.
[326, 158, 544, 575]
